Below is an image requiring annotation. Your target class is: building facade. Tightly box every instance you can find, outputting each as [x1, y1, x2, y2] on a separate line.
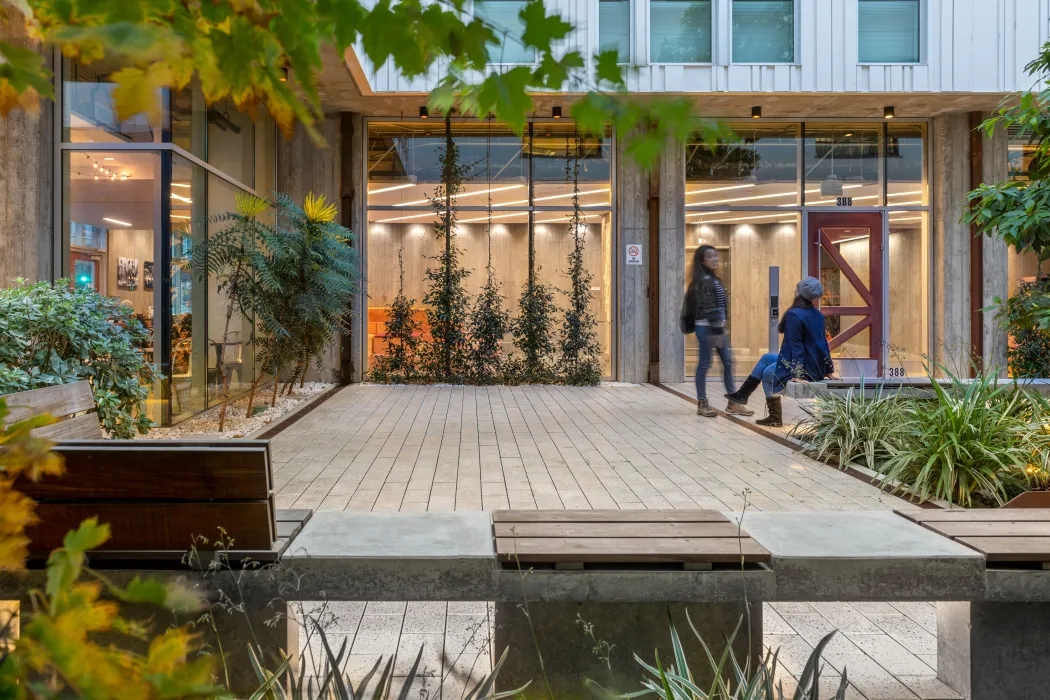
[1, 0, 1049, 424]
[330, 0, 1050, 385]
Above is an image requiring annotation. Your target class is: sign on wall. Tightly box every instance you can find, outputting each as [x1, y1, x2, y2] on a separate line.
[625, 244, 643, 266]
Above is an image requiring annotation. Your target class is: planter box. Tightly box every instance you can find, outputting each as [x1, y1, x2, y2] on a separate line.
[1005, 491, 1050, 508]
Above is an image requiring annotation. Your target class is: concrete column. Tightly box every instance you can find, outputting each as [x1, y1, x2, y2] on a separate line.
[494, 602, 761, 698]
[617, 138, 650, 383]
[658, 138, 686, 384]
[0, 12, 54, 286]
[931, 114, 972, 375]
[938, 601, 1050, 700]
[345, 113, 366, 383]
[981, 125, 1010, 375]
[277, 114, 344, 382]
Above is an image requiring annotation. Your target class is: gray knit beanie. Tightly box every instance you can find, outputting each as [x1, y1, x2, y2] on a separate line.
[797, 276, 823, 302]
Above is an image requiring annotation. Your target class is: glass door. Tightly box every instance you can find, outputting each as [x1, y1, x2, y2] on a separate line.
[807, 212, 884, 378]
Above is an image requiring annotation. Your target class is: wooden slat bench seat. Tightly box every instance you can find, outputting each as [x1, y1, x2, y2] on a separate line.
[17, 440, 307, 566]
[493, 510, 770, 568]
[895, 509, 1050, 567]
[1, 381, 102, 439]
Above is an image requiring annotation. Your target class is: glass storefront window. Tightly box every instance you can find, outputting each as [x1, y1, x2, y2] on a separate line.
[859, 0, 921, 63]
[685, 212, 802, 375]
[732, 0, 795, 63]
[599, 0, 630, 63]
[170, 82, 260, 187]
[63, 60, 162, 143]
[886, 122, 927, 205]
[888, 212, 929, 376]
[650, 0, 713, 63]
[63, 150, 161, 421]
[803, 124, 882, 206]
[686, 123, 800, 207]
[531, 122, 612, 206]
[366, 120, 614, 378]
[474, 0, 535, 63]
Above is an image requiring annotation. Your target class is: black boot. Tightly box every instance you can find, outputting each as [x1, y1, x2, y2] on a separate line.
[755, 397, 783, 427]
[725, 376, 760, 404]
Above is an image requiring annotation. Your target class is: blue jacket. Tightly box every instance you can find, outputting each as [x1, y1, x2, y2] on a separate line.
[773, 305, 834, 389]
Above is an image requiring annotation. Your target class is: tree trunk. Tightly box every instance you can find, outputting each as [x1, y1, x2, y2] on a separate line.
[270, 367, 281, 407]
[216, 260, 244, 432]
[245, 372, 264, 418]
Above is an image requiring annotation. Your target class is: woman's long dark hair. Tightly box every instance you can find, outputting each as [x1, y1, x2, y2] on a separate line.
[690, 245, 717, 288]
[778, 294, 814, 333]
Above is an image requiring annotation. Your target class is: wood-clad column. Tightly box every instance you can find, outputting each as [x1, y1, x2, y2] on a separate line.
[658, 137, 686, 383]
[617, 136, 650, 383]
[0, 12, 54, 285]
[932, 114, 972, 375]
[277, 114, 343, 381]
[981, 124, 1009, 375]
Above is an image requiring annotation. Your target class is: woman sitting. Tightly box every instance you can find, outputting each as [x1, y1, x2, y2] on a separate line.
[724, 276, 835, 427]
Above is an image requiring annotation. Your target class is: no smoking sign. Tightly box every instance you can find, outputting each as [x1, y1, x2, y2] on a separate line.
[625, 244, 643, 265]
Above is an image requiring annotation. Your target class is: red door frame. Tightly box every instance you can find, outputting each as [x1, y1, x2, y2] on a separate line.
[807, 212, 883, 372]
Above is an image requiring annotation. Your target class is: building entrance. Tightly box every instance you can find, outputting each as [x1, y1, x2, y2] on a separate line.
[807, 211, 884, 378]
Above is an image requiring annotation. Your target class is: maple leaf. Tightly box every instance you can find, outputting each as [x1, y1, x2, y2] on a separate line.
[518, 0, 571, 51]
[594, 49, 625, 88]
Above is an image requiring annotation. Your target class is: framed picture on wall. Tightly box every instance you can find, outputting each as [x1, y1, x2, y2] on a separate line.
[117, 257, 139, 289]
[143, 261, 154, 290]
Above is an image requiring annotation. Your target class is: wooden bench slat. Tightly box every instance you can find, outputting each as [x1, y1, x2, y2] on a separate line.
[19, 444, 272, 501]
[924, 522, 1050, 538]
[494, 522, 745, 538]
[953, 536, 1050, 562]
[27, 502, 275, 553]
[2, 381, 96, 423]
[895, 509, 1050, 523]
[492, 510, 729, 523]
[33, 412, 104, 440]
[496, 537, 770, 563]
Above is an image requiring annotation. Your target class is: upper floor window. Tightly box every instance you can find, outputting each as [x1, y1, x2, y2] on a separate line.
[475, 0, 536, 63]
[650, 0, 712, 63]
[858, 0, 920, 63]
[599, 0, 631, 63]
[732, 0, 795, 63]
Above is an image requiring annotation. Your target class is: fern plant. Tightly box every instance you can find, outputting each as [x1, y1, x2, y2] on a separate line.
[192, 193, 274, 429]
[370, 249, 422, 383]
[267, 192, 359, 398]
[421, 115, 473, 382]
[559, 132, 603, 386]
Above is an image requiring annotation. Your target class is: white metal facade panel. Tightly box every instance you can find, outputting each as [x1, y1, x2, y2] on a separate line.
[359, 0, 1050, 94]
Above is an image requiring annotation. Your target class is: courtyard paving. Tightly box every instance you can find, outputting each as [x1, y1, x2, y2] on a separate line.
[272, 384, 957, 700]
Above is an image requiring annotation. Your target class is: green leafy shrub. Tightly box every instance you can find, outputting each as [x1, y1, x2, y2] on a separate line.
[792, 384, 907, 472]
[998, 277, 1050, 378]
[881, 364, 1034, 506]
[0, 279, 157, 438]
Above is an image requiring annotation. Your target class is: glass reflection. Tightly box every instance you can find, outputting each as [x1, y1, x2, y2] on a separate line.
[804, 125, 882, 206]
[686, 123, 800, 207]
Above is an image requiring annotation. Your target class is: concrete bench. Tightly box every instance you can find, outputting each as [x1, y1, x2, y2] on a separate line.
[277, 508, 1050, 699]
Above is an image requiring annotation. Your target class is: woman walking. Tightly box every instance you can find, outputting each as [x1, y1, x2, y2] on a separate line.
[724, 276, 835, 427]
[681, 245, 754, 418]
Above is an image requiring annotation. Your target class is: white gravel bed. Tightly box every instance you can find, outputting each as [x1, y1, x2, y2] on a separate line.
[144, 382, 334, 440]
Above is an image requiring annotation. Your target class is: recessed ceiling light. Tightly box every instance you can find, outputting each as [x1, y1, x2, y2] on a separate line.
[171, 183, 192, 189]
[103, 217, 132, 227]
[171, 193, 193, 203]
[104, 157, 115, 161]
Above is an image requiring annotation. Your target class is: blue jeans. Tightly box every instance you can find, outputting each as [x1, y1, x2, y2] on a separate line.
[750, 353, 783, 398]
[694, 326, 735, 402]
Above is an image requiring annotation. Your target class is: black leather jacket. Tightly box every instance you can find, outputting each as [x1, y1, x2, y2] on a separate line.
[679, 268, 725, 334]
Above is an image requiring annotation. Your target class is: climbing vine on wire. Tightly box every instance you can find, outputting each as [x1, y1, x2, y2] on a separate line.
[559, 131, 603, 385]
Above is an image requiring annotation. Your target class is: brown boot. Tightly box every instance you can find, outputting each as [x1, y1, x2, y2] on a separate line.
[726, 400, 755, 416]
[696, 399, 717, 417]
[755, 397, 783, 427]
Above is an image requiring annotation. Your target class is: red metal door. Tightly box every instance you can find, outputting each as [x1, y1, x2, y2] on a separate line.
[807, 212, 883, 375]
